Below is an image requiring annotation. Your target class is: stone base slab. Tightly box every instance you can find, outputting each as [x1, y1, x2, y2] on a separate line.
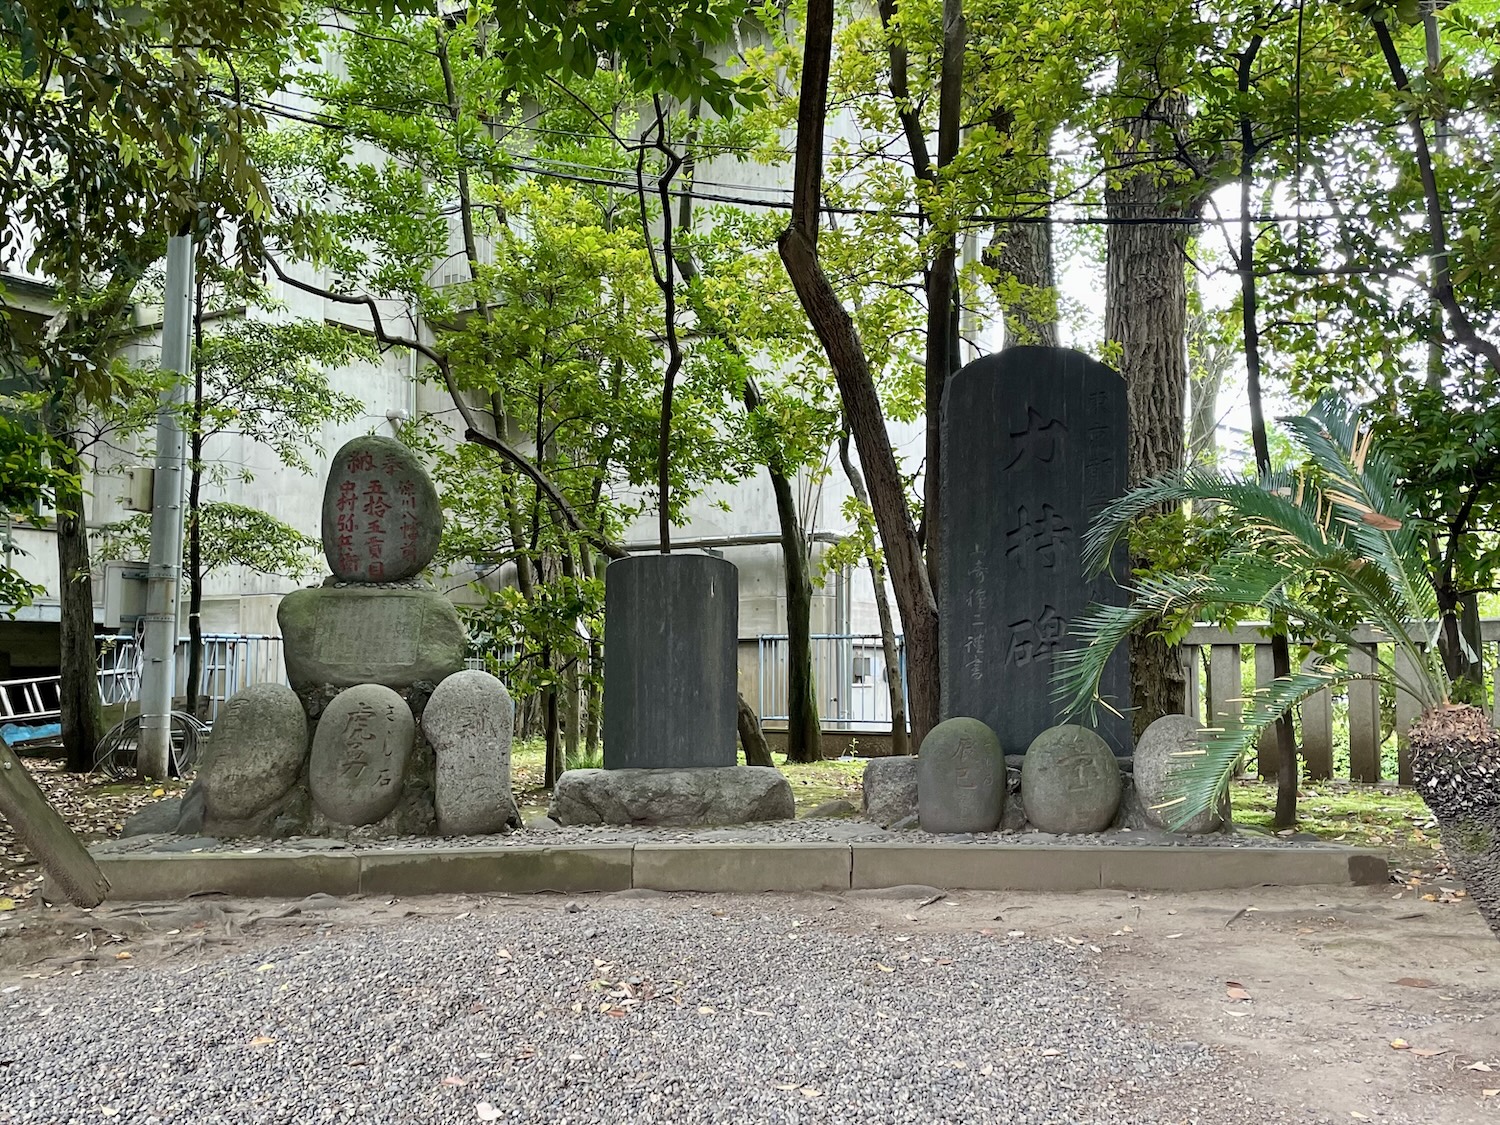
[68, 843, 1388, 901]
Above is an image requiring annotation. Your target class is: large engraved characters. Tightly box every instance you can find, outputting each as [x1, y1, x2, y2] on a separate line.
[939, 346, 1132, 755]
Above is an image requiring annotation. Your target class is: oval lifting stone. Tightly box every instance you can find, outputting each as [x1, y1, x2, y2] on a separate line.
[423, 669, 520, 836]
[200, 683, 309, 824]
[322, 435, 442, 583]
[1020, 724, 1122, 834]
[309, 684, 414, 826]
[1133, 714, 1224, 833]
[918, 717, 1006, 834]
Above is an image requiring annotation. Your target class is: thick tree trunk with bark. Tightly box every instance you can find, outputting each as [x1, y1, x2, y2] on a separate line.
[50, 428, 103, 772]
[780, 0, 940, 747]
[984, 110, 1057, 349]
[1103, 86, 1194, 737]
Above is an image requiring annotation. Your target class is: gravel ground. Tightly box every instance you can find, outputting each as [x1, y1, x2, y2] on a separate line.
[94, 816, 1349, 857]
[0, 895, 1266, 1125]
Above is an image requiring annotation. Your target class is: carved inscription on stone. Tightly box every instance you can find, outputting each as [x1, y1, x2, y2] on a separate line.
[313, 596, 420, 667]
[309, 683, 413, 826]
[938, 346, 1132, 754]
[917, 717, 1005, 834]
[321, 435, 442, 583]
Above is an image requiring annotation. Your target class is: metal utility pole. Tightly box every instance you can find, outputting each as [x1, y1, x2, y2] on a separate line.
[136, 234, 195, 779]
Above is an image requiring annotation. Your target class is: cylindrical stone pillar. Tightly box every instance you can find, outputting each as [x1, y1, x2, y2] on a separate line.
[603, 554, 739, 770]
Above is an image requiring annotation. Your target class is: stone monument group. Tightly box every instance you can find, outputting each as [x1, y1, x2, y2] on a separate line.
[126, 346, 1224, 844]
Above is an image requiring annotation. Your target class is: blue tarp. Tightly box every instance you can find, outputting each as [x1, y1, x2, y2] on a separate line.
[1, 722, 62, 747]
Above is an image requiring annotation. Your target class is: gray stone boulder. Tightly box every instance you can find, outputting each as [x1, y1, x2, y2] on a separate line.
[1020, 725, 1122, 834]
[549, 766, 793, 827]
[862, 756, 917, 826]
[1132, 714, 1224, 833]
[121, 797, 184, 838]
[309, 684, 414, 826]
[278, 585, 466, 693]
[422, 669, 520, 836]
[321, 434, 442, 583]
[200, 683, 309, 825]
[918, 716, 1005, 834]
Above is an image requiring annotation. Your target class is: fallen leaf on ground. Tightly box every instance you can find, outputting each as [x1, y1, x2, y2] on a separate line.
[1390, 1039, 1411, 1050]
[1465, 1062, 1493, 1072]
[1040, 1048, 1061, 1057]
[1225, 983, 1252, 1002]
[875, 964, 894, 973]
[248, 1036, 276, 1048]
[1412, 1047, 1447, 1058]
[1482, 1089, 1499, 1098]
[441, 1076, 468, 1087]
[1395, 977, 1435, 988]
[697, 1006, 715, 1014]
[475, 1103, 501, 1121]
[0, 898, 14, 911]
[99, 1109, 119, 1119]
[1350, 1113, 1369, 1121]
[799, 1088, 822, 1098]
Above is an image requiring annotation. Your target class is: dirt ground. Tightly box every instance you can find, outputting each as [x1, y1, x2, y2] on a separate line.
[0, 880, 1496, 1123]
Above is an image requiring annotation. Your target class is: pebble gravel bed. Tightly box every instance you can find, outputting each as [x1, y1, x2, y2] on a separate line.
[93, 817, 1347, 858]
[0, 896, 1272, 1124]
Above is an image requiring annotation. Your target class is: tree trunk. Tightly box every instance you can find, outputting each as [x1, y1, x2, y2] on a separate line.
[779, 0, 940, 748]
[1233, 34, 1298, 826]
[770, 465, 823, 762]
[984, 109, 1058, 349]
[542, 638, 561, 787]
[737, 691, 775, 767]
[50, 429, 103, 772]
[840, 429, 909, 756]
[561, 546, 581, 764]
[1103, 81, 1194, 737]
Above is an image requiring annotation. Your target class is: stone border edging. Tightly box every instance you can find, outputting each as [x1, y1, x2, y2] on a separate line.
[81, 843, 1389, 902]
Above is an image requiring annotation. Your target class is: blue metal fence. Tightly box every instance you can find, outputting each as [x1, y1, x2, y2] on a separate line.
[756, 633, 908, 731]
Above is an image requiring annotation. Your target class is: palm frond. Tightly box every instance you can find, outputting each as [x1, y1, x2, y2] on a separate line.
[1164, 665, 1356, 831]
[1080, 466, 1335, 579]
[1054, 555, 1296, 722]
[1281, 396, 1440, 633]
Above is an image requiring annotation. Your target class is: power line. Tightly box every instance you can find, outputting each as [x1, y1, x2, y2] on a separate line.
[242, 94, 1479, 230]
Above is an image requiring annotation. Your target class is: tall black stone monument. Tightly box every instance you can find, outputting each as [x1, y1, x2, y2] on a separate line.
[938, 346, 1132, 755]
[603, 553, 739, 770]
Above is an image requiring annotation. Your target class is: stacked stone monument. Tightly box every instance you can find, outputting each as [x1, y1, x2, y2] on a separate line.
[131, 435, 520, 840]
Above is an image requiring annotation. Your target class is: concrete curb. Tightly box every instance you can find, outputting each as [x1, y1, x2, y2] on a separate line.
[83, 843, 1389, 902]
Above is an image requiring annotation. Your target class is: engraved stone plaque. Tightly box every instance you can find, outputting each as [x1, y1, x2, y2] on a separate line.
[309, 683, 414, 825]
[277, 586, 466, 692]
[939, 346, 1132, 754]
[321, 435, 442, 583]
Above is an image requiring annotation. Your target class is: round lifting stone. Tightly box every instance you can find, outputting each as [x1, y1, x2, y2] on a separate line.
[1020, 724, 1122, 834]
[918, 717, 1005, 834]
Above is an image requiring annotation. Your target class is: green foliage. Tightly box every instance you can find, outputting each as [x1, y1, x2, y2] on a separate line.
[0, 409, 64, 614]
[97, 502, 321, 578]
[1055, 395, 1451, 828]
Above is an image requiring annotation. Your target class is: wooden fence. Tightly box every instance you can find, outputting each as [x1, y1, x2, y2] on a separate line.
[1179, 620, 1500, 786]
